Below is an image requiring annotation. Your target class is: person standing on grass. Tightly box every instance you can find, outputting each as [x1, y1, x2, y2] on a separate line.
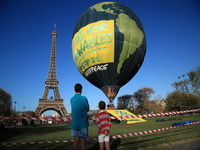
[70, 83, 89, 150]
[96, 101, 112, 150]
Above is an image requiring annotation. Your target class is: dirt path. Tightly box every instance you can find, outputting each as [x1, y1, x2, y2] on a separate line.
[138, 139, 200, 150]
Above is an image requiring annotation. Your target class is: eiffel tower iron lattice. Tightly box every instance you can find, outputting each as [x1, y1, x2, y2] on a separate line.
[35, 27, 68, 117]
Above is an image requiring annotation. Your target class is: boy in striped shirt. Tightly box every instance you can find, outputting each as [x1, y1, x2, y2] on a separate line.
[95, 101, 112, 150]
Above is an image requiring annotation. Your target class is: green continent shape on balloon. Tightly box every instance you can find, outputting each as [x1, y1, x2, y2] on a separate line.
[116, 13, 144, 74]
[91, 2, 144, 74]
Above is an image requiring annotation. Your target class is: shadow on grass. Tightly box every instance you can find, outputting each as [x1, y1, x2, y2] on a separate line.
[0, 126, 34, 142]
[117, 129, 194, 149]
[0, 124, 71, 142]
[0, 129, 197, 150]
[111, 139, 122, 150]
[84, 129, 194, 150]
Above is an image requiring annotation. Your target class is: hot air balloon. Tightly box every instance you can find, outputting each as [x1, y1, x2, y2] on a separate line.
[72, 2, 146, 108]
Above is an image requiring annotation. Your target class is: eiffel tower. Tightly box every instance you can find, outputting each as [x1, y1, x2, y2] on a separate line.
[35, 26, 68, 117]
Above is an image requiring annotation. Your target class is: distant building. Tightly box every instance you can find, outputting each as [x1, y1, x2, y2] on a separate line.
[52, 112, 59, 117]
[155, 99, 166, 109]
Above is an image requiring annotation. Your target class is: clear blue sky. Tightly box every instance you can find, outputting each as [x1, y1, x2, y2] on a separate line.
[0, 0, 199, 115]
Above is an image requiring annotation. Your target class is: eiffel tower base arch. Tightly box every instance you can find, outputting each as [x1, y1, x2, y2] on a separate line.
[35, 99, 68, 117]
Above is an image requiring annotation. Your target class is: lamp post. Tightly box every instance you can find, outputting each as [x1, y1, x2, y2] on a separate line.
[23, 106, 25, 116]
[14, 101, 17, 117]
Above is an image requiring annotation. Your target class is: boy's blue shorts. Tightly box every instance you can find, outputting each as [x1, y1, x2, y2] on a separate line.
[71, 128, 88, 138]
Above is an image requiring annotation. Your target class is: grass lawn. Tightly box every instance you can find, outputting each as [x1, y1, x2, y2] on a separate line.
[0, 114, 199, 150]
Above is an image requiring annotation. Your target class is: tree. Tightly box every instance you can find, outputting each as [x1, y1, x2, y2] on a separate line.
[176, 66, 200, 96]
[172, 80, 189, 94]
[24, 111, 36, 117]
[171, 66, 200, 109]
[188, 94, 200, 108]
[144, 100, 165, 113]
[188, 66, 200, 96]
[165, 91, 200, 111]
[149, 94, 165, 113]
[117, 94, 133, 110]
[133, 87, 154, 113]
[171, 80, 191, 108]
[165, 91, 188, 111]
[0, 88, 12, 116]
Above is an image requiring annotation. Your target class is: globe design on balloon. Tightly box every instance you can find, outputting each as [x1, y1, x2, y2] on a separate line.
[72, 2, 146, 105]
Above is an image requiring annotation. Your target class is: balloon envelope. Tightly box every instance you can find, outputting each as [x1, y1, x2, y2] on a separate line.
[72, 2, 146, 102]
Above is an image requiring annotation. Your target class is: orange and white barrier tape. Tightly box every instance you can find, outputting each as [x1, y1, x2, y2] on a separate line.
[0, 109, 199, 122]
[111, 121, 200, 139]
[110, 109, 200, 120]
[1, 121, 200, 146]
[0, 116, 72, 123]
